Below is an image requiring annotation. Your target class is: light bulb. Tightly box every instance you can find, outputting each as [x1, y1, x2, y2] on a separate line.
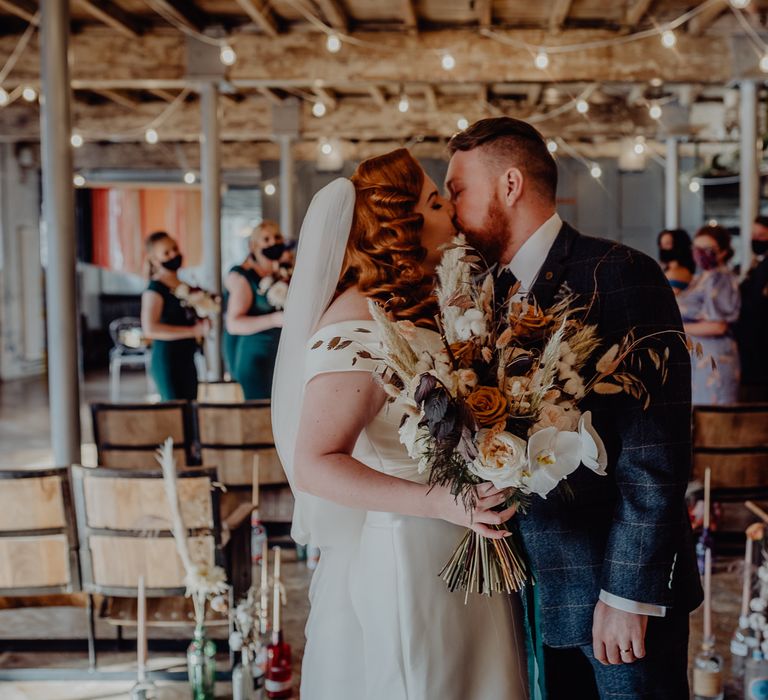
[441, 53, 456, 71]
[183, 171, 196, 184]
[312, 101, 327, 117]
[398, 95, 410, 113]
[576, 99, 589, 114]
[730, 0, 750, 8]
[590, 163, 602, 179]
[320, 141, 333, 155]
[73, 174, 86, 187]
[708, 218, 718, 226]
[633, 142, 645, 155]
[457, 117, 469, 130]
[70, 133, 84, 148]
[661, 30, 676, 48]
[546, 139, 558, 153]
[264, 183, 276, 196]
[649, 104, 662, 120]
[760, 54, 768, 73]
[326, 34, 342, 53]
[22, 86, 37, 102]
[534, 51, 549, 70]
[0, 87, 8, 107]
[689, 180, 701, 193]
[145, 128, 159, 144]
[219, 45, 236, 66]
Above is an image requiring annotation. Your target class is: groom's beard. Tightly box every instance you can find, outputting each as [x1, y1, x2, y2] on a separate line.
[455, 193, 510, 264]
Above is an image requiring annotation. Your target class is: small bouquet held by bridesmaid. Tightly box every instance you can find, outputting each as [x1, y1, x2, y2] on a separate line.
[174, 283, 221, 318]
[366, 236, 675, 598]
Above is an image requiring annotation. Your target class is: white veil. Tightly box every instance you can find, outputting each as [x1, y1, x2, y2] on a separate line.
[272, 177, 361, 545]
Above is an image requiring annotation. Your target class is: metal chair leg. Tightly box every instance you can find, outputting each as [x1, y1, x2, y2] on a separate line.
[110, 356, 121, 403]
[86, 594, 97, 671]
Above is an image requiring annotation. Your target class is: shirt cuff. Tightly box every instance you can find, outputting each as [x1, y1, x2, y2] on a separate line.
[599, 590, 667, 618]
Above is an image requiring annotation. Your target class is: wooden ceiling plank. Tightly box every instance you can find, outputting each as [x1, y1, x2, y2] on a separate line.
[316, 0, 348, 32]
[423, 84, 438, 111]
[78, 0, 144, 38]
[367, 85, 387, 107]
[402, 0, 418, 34]
[93, 89, 140, 110]
[0, 0, 37, 24]
[476, 0, 492, 28]
[149, 0, 208, 33]
[688, 0, 728, 36]
[258, 87, 283, 105]
[624, 0, 654, 29]
[549, 0, 573, 34]
[234, 0, 278, 37]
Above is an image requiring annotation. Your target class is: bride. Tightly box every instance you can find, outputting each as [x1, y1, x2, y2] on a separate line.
[272, 148, 528, 699]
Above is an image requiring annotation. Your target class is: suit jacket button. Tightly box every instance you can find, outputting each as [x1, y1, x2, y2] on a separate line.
[545, 271, 554, 281]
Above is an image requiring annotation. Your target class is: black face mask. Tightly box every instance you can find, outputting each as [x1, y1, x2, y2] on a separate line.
[262, 243, 286, 261]
[752, 239, 768, 256]
[659, 249, 677, 264]
[161, 254, 183, 271]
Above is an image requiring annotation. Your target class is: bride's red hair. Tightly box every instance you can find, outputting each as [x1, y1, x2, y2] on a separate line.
[338, 148, 438, 327]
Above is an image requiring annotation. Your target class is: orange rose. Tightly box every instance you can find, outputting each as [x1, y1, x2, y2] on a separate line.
[466, 386, 508, 427]
[509, 304, 554, 339]
[449, 340, 477, 368]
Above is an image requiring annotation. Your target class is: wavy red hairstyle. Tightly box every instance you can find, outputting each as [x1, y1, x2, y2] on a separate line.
[337, 148, 438, 327]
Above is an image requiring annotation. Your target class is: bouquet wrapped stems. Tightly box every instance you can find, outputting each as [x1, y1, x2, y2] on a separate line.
[440, 526, 529, 602]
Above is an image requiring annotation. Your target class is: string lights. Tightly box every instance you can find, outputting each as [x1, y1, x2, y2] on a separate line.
[398, 94, 410, 113]
[264, 183, 277, 196]
[70, 133, 84, 148]
[326, 33, 342, 53]
[312, 101, 327, 117]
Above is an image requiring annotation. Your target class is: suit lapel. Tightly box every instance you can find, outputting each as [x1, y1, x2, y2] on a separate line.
[529, 222, 578, 310]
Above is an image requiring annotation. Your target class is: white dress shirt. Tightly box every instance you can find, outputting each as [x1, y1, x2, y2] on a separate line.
[505, 212, 667, 618]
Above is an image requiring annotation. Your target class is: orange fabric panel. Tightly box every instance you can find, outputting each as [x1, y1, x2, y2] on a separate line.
[140, 190, 202, 267]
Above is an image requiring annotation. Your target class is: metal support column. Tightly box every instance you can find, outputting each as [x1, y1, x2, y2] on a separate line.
[278, 134, 295, 240]
[40, 0, 81, 466]
[740, 80, 759, 274]
[200, 81, 222, 381]
[665, 138, 680, 230]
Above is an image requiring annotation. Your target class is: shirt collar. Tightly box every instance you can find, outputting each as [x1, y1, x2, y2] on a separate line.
[506, 213, 562, 290]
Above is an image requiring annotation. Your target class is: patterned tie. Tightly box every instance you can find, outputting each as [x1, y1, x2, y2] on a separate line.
[494, 268, 519, 308]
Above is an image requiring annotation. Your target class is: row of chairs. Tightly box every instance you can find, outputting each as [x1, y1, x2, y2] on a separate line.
[0, 464, 249, 670]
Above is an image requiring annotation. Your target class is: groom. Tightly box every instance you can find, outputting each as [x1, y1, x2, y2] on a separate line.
[446, 118, 703, 698]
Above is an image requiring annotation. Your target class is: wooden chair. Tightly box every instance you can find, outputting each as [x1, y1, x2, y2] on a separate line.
[71, 465, 245, 668]
[192, 400, 293, 536]
[91, 401, 195, 468]
[0, 468, 91, 662]
[693, 404, 768, 552]
[197, 381, 244, 404]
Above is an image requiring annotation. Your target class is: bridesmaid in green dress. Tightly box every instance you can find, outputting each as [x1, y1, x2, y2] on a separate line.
[223, 221, 285, 399]
[141, 231, 210, 401]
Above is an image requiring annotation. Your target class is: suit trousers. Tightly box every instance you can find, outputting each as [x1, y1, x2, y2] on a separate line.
[544, 609, 690, 699]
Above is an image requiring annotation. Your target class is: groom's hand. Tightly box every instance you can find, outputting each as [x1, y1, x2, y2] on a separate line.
[592, 600, 648, 665]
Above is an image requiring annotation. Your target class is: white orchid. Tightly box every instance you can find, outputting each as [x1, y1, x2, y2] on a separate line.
[468, 429, 528, 488]
[398, 413, 432, 474]
[523, 427, 582, 498]
[578, 411, 608, 476]
[454, 308, 487, 342]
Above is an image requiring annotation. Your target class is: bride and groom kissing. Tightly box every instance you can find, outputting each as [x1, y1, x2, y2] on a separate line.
[272, 117, 704, 699]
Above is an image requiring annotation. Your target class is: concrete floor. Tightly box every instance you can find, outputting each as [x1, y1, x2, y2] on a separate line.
[0, 369, 748, 698]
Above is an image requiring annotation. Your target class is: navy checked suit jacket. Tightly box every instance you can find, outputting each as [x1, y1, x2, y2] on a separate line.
[517, 222, 704, 648]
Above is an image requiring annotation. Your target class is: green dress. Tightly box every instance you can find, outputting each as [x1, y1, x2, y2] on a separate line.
[146, 279, 199, 401]
[223, 266, 281, 400]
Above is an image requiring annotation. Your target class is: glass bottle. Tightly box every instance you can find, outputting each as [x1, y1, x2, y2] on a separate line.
[187, 624, 216, 700]
[745, 648, 768, 699]
[693, 638, 724, 700]
[232, 648, 254, 700]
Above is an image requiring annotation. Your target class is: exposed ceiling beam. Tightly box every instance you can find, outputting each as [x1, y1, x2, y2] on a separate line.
[234, 0, 279, 37]
[0, 0, 37, 24]
[549, 0, 573, 34]
[92, 89, 140, 110]
[147, 88, 178, 102]
[688, 0, 728, 37]
[258, 87, 284, 105]
[367, 85, 387, 107]
[476, 0, 492, 28]
[402, 0, 418, 34]
[527, 84, 543, 107]
[77, 0, 143, 38]
[316, 0, 348, 32]
[424, 84, 438, 111]
[149, 0, 208, 33]
[624, 0, 654, 29]
[313, 86, 337, 109]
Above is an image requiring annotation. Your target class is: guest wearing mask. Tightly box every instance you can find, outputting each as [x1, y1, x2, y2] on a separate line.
[736, 216, 768, 400]
[223, 221, 285, 399]
[141, 231, 210, 400]
[678, 225, 741, 405]
[657, 228, 695, 294]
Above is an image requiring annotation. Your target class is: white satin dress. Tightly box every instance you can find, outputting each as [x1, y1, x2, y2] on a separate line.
[299, 320, 528, 700]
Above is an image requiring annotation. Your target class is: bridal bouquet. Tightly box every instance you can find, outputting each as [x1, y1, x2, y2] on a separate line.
[258, 265, 292, 310]
[363, 237, 675, 598]
[174, 283, 221, 319]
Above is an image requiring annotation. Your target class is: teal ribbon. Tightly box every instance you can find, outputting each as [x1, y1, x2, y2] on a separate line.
[522, 579, 547, 700]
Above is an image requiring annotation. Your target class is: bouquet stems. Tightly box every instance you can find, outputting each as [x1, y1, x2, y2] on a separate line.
[439, 526, 529, 602]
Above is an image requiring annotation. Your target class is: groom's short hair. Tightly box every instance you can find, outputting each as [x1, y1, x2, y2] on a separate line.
[448, 117, 557, 203]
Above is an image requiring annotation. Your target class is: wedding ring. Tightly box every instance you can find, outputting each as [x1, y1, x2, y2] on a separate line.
[620, 648, 632, 654]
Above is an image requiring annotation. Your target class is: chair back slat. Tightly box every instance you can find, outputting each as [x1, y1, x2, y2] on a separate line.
[197, 382, 244, 404]
[96, 448, 188, 470]
[0, 474, 67, 531]
[0, 535, 71, 589]
[200, 447, 284, 486]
